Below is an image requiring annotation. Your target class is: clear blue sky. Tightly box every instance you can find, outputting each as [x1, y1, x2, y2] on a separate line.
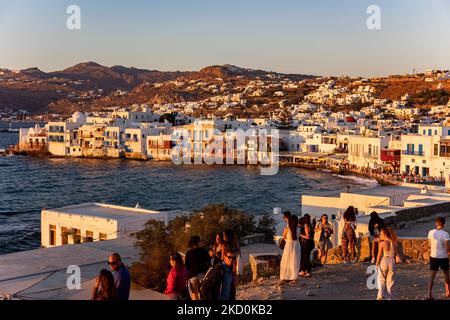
[1, 0, 449, 77]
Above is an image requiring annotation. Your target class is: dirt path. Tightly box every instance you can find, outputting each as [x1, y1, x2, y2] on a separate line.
[237, 262, 450, 300]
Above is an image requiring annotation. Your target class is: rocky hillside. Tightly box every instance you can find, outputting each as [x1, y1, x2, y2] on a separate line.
[0, 62, 314, 114]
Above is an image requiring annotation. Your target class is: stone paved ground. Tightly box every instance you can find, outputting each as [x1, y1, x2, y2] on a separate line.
[237, 262, 450, 300]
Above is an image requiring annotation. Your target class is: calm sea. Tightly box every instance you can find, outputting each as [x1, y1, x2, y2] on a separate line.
[0, 121, 375, 255]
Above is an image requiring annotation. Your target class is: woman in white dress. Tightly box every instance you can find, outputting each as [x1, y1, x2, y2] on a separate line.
[280, 215, 301, 284]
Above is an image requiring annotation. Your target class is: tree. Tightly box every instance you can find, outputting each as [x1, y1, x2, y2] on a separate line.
[130, 220, 175, 291]
[131, 204, 275, 291]
[256, 214, 276, 244]
[188, 204, 256, 245]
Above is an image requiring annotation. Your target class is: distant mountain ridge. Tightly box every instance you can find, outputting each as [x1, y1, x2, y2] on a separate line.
[0, 61, 315, 113]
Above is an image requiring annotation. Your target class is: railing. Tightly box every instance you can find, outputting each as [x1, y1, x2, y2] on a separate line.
[402, 150, 425, 156]
[362, 153, 378, 159]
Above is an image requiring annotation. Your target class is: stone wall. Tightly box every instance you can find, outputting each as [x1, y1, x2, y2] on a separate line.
[385, 202, 450, 227]
[248, 254, 281, 282]
[326, 236, 435, 264]
[397, 238, 431, 262]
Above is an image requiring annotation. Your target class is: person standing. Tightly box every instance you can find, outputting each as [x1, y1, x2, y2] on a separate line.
[340, 206, 357, 263]
[427, 217, 450, 300]
[108, 253, 131, 300]
[164, 252, 188, 300]
[369, 211, 385, 264]
[185, 236, 212, 300]
[376, 228, 397, 300]
[222, 229, 242, 276]
[279, 215, 301, 284]
[92, 269, 118, 300]
[299, 214, 314, 277]
[314, 214, 334, 265]
[200, 248, 237, 301]
[210, 233, 224, 266]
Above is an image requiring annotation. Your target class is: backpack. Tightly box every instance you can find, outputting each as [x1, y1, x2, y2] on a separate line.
[199, 264, 224, 300]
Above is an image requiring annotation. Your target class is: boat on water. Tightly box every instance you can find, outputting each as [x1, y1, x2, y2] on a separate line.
[0, 148, 6, 156]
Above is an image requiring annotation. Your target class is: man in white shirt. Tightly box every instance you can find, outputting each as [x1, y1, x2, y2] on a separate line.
[427, 217, 450, 300]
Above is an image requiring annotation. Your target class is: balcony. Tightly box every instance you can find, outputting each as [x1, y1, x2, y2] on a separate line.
[362, 153, 378, 159]
[402, 150, 425, 156]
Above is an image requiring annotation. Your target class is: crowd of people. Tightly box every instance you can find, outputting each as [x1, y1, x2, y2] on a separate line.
[279, 211, 335, 284]
[163, 229, 241, 301]
[279, 207, 450, 300]
[87, 211, 449, 301]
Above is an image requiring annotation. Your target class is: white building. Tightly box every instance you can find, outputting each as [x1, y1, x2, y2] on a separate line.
[401, 123, 450, 177]
[348, 135, 389, 169]
[41, 203, 168, 248]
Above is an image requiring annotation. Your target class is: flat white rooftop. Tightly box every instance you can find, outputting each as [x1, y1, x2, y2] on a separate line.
[44, 203, 163, 220]
[0, 238, 167, 300]
[349, 185, 423, 197]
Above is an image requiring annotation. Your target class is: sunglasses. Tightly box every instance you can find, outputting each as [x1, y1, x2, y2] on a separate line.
[226, 255, 237, 260]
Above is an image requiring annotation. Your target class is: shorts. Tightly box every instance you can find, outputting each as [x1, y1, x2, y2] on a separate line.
[316, 239, 332, 251]
[430, 257, 449, 271]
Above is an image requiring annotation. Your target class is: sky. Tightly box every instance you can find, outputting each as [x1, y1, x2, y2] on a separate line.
[0, 0, 449, 77]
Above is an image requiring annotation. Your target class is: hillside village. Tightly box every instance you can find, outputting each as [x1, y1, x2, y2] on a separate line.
[2, 63, 450, 181]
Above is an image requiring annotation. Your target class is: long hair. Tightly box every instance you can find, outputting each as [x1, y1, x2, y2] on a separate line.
[303, 214, 312, 229]
[215, 232, 224, 244]
[288, 215, 298, 240]
[223, 229, 240, 253]
[97, 269, 118, 300]
[386, 227, 398, 243]
[170, 252, 185, 270]
[343, 206, 356, 222]
[380, 227, 397, 243]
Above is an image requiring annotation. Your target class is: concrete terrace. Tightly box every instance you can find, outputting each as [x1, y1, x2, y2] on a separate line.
[0, 238, 167, 300]
[302, 183, 450, 217]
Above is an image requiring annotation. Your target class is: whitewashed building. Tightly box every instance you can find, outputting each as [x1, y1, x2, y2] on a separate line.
[41, 203, 168, 248]
[348, 135, 389, 169]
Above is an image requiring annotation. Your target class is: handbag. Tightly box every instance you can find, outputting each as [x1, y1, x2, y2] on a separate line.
[278, 238, 286, 250]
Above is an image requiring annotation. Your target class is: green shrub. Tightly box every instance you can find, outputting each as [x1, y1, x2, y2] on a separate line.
[256, 214, 276, 244]
[130, 220, 175, 291]
[131, 204, 275, 290]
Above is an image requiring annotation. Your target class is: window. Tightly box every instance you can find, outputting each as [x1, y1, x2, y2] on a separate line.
[85, 231, 94, 242]
[99, 233, 107, 241]
[73, 228, 81, 244]
[434, 144, 439, 156]
[49, 225, 56, 246]
[61, 227, 69, 245]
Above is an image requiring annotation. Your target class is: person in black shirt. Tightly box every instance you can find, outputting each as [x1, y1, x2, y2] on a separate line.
[369, 211, 385, 264]
[299, 214, 314, 277]
[185, 235, 212, 300]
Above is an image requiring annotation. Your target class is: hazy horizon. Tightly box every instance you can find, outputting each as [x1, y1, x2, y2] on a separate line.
[1, 0, 450, 78]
